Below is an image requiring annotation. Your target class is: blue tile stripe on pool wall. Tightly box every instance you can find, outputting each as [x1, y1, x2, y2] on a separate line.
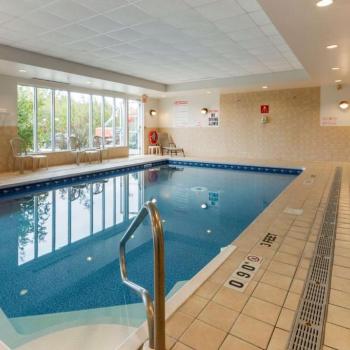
[168, 160, 303, 175]
[0, 160, 302, 198]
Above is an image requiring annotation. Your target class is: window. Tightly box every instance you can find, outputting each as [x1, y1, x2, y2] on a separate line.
[70, 92, 90, 149]
[37, 88, 52, 151]
[55, 90, 68, 150]
[17, 85, 34, 151]
[92, 95, 103, 146]
[17, 85, 128, 153]
[104, 96, 114, 146]
[115, 98, 125, 146]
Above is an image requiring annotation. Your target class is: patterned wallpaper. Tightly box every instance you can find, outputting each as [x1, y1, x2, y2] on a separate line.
[158, 87, 350, 162]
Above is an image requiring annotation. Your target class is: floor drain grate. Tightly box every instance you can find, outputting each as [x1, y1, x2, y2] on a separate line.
[288, 167, 342, 350]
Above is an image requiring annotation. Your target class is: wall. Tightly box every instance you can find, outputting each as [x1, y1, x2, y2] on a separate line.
[0, 75, 17, 172]
[321, 85, 350, 126]
[143, 97, 159, 153]
[158, 87, 350, 162]
[0, 74, 129, 173]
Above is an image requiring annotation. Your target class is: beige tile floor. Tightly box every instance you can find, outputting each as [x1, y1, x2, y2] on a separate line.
[1, 156, 349, 350]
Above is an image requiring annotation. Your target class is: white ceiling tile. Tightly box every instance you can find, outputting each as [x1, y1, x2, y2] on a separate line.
[80, 15, 124, 34]
[109, 43, 141, 55]
[260, 23, 279, 37]
[184, 0, 217, 7]
[248, 45, 281, 57]
[227, 27, 265, 41]
[106, 4, 149, 26]
[195, 0, 245, 21]
[39, 31, 74, 45]
[108, 28, 145, 42]
[45, 0, 96, 22]
[249, 10, 271, 26]
[214, 14, 256, 33]
[2, 19, 45, 35]
[59, 24, 97, 41]
[238, 36, 272, 49]
[25, 10, 70, 29]
[236, 0, 261, 13]
[269, 35, 287, 47]
[182, 22, 221, 38]
[163, 8, 204, 29]
[73, 0, 130, 12]
[94, 47, 120, 59]
[0, 0, 51, 16]
[80, 35, 121, 48]
[137, 0, 190, 17]
[64, 40, 99, 51]
[0, 10, 14, 24]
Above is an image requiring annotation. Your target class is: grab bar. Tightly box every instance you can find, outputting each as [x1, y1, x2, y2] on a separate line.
[119, 201, 165, 350]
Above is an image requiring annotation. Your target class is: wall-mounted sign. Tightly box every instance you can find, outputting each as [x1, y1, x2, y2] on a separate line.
[224, 255, 263, 292]
[174, 100, 190, 127]
[261, 105, 269, 114]
[208, 109, 219, 127]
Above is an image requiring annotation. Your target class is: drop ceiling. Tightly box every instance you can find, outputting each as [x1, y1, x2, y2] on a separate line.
[0, 0, 303, 86]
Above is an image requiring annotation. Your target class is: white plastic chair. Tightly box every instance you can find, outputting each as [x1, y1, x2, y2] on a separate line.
[10, 137, 33, 173]
[85, 136, 103, 164]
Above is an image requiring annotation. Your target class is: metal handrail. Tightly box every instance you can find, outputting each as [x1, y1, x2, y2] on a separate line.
[119, 201, 165, 350]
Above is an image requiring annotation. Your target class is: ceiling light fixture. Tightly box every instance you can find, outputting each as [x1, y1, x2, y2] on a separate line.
[332, 67, 340, 70]
[19, 69, 26, 73]
[149, 109, 157, 116]
[262, 86, 268, 89]
[339, 100, 349, 110]
[335, 79, 342, 83]
[201, 108, 208, 115]
[316, 0, 333, 7]
[326, 44, 338, 49]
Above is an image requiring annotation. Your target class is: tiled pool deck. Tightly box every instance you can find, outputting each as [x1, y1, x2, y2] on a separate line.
[1, 156, 349, 350]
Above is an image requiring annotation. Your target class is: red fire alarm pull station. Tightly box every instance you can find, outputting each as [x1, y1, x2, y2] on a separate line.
[261, 105, 269, 114]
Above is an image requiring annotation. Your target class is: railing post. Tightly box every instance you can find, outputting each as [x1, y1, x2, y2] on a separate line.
[119, 201, 166, 350]
[149, 204, 166, 350]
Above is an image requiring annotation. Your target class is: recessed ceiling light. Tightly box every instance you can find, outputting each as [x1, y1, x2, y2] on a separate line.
[86, 256, 93, 262]
[335, 79, 342, 83]
[326, 44, 338, 49]
[332, 67, 340, 70]
[262, 86, 268, 89]
[316, 0, 333, 7]
[19, 69, 26, 73]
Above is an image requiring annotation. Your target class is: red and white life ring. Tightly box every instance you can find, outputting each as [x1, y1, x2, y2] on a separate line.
[148, 130, 158, 145]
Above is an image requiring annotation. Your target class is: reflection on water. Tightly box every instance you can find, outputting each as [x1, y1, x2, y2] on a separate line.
[17, 173, 143, 266]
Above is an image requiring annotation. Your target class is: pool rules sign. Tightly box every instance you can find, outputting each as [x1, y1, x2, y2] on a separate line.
[225, 255, 263, 292]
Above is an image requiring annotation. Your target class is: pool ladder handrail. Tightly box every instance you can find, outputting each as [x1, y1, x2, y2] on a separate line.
[119, 201, 165, 350]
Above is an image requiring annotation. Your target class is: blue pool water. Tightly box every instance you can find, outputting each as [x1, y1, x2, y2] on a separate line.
[0, 162, 297, 347]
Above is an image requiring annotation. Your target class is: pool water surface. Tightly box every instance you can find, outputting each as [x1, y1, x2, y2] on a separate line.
[0, 163, 297, 349]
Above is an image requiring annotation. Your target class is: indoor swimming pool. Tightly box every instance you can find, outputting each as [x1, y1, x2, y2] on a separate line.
[0, 161, 300, 349]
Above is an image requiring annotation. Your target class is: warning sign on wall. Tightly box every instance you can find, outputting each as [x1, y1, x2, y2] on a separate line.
[261, 105, 269, 114]
[208, 110, 219, 127]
